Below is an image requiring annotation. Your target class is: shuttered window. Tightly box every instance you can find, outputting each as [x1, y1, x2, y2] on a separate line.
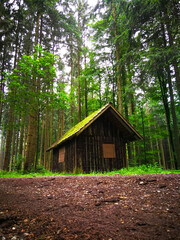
[103, 144, 116, 158]
[59, 147, 65, 162]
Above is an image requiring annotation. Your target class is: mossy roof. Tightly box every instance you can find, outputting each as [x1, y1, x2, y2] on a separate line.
[47, 103, 142, 151]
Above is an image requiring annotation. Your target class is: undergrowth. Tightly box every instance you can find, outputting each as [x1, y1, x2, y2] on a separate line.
[0, 164, 179, 178]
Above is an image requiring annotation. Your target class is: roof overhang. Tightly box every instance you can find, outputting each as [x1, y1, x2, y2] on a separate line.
[47, 103, 142, 151]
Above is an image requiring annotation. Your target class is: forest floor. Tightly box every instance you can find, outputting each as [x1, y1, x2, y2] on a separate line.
[0, 174, 180, 240]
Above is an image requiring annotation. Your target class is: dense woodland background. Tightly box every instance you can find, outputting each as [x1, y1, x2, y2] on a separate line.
[0, 0, 179, 172]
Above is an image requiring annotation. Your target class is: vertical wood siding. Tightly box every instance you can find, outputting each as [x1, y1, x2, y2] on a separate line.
[52, 111, 127, 173]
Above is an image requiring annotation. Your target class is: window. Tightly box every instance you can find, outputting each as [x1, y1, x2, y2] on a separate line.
[59, 147, 65, 162]
[103, 144, 116, 158]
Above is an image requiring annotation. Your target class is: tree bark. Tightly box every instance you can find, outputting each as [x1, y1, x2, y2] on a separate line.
[167, 67, 180, 168]
[24, 13, 40, 171]
[3, 107, 14, 171]
[24, 111, 37, 170]
[112, 3, 123, 114]
[40, 118, 45, 166]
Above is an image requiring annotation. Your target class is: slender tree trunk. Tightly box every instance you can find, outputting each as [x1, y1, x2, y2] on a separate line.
[3, 107, 14, 171]
[158, 72, 176, 166]
[77, 10, 81, 122]
[155, 138, 161, 167]
[57, 110, 61, 140]
[40, 119, 45, 166]
[70, 35, 74, 126]
[99, 75, 102, 108]
[84, 56, 88, 117]
[0, 134, 5, 169]
[112, 3, 123, 114]
[19, 116, 24, 156]
[60, 109, 65, 137]
[44, 110, 49, 169]
[167, 67, 180, 168]
[0, 44, 6, 126]
[48, 108, 53, 170]
[78, 50, 81, 122]
[162, 7, 180, 98]
[10, 126, 16, 171]
[167, 137, 175, 169]
[159, 139, 166, 169]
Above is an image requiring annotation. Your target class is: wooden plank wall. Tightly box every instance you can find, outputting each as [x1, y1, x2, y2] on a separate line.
[52, 111, 127, 173]
[76, 113, 126, 173]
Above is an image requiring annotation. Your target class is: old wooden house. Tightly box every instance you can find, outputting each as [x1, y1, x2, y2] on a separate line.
[47, 103, 142, 173]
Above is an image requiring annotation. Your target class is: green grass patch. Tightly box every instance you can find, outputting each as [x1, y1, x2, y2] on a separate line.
[0, 164, 179, 178]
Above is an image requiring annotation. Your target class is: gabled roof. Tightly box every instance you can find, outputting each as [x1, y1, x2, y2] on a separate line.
[47, 103, 142, 151]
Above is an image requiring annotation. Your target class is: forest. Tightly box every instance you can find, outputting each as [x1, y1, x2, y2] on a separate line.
[0, 0, 179, 172]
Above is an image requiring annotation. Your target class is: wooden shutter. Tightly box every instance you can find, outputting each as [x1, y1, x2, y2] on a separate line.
[59, 147, 65, 162]
[103, 144, 116, 158]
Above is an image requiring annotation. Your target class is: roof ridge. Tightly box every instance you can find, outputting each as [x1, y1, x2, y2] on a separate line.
[47, 103, 142, 152]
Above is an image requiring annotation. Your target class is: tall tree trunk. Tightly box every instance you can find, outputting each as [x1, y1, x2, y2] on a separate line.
[19, 116, 24, 156]
[40, 118, 45, 166]
[10, 125, 16, 171]
[84, 56, 88, 117]
[0, 44, 6, 126]
[77, 10, 81, 122]
[77, 49, 81, 122]
[167, 67, 180, 168]
[3, 107, 14, 171]
[159, 139, 166, 169]
[44, 110, 49, 169]
[57, 110, 61, 140]
[48, 108, 53, 170]
[24, 13, 40, 171]
[112, 3, 123, 114]
[60, 109, 65, 137]
[25, 111, 38, 170]
[158, 72, 176, 166]
[163, 6, 180, 98]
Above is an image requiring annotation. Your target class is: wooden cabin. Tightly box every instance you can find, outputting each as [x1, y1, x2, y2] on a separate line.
[47, 103, 142, 173]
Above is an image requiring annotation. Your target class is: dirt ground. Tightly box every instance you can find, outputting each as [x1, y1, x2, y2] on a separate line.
[0, 174, 180, 240]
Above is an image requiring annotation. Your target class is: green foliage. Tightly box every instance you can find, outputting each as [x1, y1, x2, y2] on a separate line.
[0, 164, 179, 178]
[0, 165, 59, 178]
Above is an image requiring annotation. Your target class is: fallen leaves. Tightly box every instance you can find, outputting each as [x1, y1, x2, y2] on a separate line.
[0, 174, 179, 240]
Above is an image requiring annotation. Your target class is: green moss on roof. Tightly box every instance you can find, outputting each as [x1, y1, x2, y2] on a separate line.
[49, 108, 101, 150]
[47, 102, 143, 151]
[60, 109, 99, 142]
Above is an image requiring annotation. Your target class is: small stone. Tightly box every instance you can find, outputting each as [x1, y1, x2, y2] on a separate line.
[11, 237, 17, 240]
[23, 233, 29, 237]
[47, 195, 53, 199]
[139, 181, 147, 185]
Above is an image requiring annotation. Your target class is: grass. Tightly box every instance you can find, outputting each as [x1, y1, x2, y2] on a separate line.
[0, 164, 179, 178]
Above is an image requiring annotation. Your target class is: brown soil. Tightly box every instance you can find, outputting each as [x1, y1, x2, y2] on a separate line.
[0, 174, 180, 240]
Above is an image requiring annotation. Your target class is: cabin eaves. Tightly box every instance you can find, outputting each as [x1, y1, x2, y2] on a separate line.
[47, 103, 142, 151]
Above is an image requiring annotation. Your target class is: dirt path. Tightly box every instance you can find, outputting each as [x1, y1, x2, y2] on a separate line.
[0, 174, 180, 240]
